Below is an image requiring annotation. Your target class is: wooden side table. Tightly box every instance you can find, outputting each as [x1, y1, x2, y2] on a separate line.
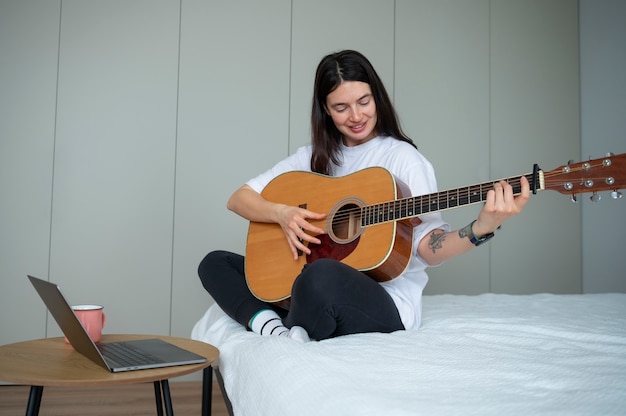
[0, 334, 219, 416]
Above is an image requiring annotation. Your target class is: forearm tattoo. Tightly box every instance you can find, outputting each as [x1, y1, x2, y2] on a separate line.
[428, 231, 447, 253]
[458, 223, 471, 239]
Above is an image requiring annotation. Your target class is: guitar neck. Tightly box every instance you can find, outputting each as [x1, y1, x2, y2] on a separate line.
[362, 170, 543, 226]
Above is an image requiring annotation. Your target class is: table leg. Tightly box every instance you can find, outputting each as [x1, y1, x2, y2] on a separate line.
[26, 385, 44, 416]
[153, 380, 175, 416]
[154, 381, 164, 416]
[161, 379, 174, 416]
[202, 366, 213, 416]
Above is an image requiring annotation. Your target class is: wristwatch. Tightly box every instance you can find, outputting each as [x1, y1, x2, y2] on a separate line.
[462, 220, 495, 246]
[469, 230, 495, 246]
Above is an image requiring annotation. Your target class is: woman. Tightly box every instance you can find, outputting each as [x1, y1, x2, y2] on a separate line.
[198, 50, 529, 342]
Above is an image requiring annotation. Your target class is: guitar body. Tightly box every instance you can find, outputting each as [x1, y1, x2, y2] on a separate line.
[245, 167, 415, 303]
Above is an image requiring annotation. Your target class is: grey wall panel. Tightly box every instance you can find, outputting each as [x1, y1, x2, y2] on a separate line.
[0, 0, 60, 344]
[580, 0, 626, 293]
[171, 0, 292, 338]
[490, 0, 581, 293]
[48, 0, 180, 337]
[396, 0, 492, 295]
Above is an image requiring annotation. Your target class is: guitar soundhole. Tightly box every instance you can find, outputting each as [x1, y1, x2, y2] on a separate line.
[306, 200, 363, 265]
[329, 202, 362, 243]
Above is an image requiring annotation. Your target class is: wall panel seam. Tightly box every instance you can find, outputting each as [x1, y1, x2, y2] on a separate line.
[287, 0, 294, 155]
[168, 0, 184, 336]
[46, 0, 64, 338]
[487, 0, 493, 292]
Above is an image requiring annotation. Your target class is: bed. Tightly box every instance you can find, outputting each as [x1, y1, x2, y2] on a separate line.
[192, 293, 626, 416]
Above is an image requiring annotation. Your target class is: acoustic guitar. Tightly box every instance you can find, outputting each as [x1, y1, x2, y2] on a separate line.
[245, 153, 626, 303]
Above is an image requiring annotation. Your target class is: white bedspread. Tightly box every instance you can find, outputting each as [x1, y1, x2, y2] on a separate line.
[192, 293, 626, 416]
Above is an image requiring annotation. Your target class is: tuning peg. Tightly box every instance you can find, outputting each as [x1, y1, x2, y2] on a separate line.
[602, 154, 614, 167]
[571, 194, 578, 203]
[590, 192, 601, 202]
[611, 191, 623, 200]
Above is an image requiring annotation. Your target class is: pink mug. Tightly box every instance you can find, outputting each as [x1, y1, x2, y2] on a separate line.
[65, 304, 106, 343]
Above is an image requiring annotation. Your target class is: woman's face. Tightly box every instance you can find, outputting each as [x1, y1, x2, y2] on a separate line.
[325, 81, 378, 147]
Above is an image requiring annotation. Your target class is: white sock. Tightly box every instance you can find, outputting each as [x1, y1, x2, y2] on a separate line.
[249, 310, 311, 342]
[249, 309, 289, 336]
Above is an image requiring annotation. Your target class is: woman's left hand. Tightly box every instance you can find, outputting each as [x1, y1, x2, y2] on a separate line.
[472, 175, 531, 237]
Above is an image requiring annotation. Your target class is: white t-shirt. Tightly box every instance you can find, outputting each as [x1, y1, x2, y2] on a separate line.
[247, 136, 450, 330]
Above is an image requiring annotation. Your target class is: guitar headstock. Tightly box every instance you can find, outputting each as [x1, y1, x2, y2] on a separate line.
[542, 153, 626, 199]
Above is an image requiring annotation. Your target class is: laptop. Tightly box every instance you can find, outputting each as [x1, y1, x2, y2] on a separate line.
[28, 275, 207, 373]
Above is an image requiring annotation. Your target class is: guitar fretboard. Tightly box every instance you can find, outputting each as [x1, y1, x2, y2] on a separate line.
[361, 173, 539, 226]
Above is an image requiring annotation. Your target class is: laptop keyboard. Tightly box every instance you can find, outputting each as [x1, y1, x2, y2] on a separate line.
[99, 342, 165, 367]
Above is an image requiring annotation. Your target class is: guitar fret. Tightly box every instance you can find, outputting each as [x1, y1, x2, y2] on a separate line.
[422, 195, 429, 214]
[438, 191, 448, 211]
[417, 195, 426, 214]
[420, 195, 426, 214]
[470, 185, 481, 203]
[406, 197, 415, 217]
[430, 194, 438, 212]
[448, 189, 458, 208]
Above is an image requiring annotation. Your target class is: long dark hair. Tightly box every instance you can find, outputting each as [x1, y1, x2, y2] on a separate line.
[310, 50, 416, 175]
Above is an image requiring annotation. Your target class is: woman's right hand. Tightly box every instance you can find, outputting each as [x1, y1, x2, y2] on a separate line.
[275, 204, 327, 260]
[227, 184, 326, 260]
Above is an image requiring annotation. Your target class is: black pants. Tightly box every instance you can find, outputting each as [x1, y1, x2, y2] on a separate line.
[198, 250, 404, 341]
